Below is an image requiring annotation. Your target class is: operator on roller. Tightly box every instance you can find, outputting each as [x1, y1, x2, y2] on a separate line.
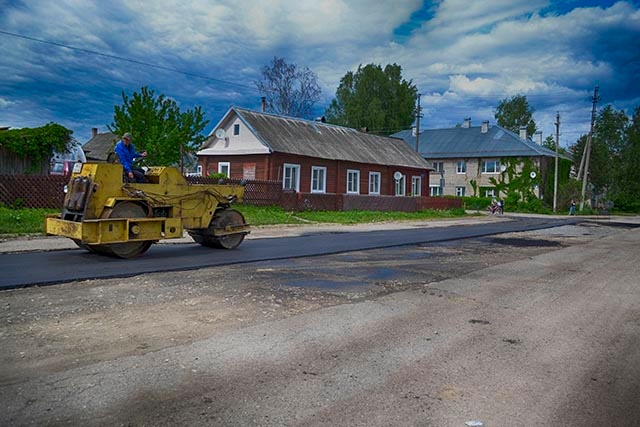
[114, 132, 148, 183]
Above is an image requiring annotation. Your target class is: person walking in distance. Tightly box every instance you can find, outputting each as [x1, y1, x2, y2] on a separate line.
[569, 199, 576, 216]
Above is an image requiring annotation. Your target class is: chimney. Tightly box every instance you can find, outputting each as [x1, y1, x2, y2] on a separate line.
[481, 121, 489, 134]
[91, 127, 98, 138]
[462, 117, 471, 128]
[261, 97, 266, 112]
[534, 131, 543, 145]
[519, 126, 527, 140]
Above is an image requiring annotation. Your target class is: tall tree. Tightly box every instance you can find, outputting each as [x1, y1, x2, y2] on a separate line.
[615, 106, 640, 210]
[325, 63, 418, 136]
[542, 134, 567, 154]
[108, 86, 208, 167]
[255, 56, 321, 118]
[569, 105, 629, 198]
[495, 94, 537, 136]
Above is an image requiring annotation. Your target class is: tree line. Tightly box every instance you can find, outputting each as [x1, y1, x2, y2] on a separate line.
[4, 56, 638, 212]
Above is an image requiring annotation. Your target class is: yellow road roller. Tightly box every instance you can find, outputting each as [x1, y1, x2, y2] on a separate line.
[45, 163, 250, 258]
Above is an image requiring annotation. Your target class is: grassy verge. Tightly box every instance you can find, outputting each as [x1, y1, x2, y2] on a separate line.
[235, 205, 468, 225]
[1, 205, 469, 235]
[0, 206, 59, 235]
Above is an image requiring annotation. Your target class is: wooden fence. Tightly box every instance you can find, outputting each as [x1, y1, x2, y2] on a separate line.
[0, 174, 462, 212]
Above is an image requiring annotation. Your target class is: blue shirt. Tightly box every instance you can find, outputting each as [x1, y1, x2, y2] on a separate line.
[114, 140, 142, 173]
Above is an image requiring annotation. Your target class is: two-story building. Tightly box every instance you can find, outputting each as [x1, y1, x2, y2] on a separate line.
[393, 118, 570, 199]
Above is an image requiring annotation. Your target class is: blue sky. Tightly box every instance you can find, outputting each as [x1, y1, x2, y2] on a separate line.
[1, 0, 639, 147]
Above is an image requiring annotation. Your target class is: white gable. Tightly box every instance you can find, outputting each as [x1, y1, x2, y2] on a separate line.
[197, 113, 270, 156]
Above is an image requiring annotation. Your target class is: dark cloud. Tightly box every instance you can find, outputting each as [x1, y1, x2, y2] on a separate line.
[0, 0, 638, 146]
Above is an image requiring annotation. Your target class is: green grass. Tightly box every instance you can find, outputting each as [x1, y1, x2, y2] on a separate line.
[0, 204, 468, 235]
[235, 205, 468, 226]
[0, 206, 59, 235]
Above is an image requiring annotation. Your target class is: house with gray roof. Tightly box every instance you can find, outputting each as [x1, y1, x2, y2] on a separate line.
[82, 128, 118, 162]
[197, 107, 433, 197]
[392, 118, 571, 199]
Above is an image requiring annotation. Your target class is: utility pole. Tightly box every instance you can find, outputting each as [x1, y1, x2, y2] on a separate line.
[553, 111, 560, 213]
[580, 86, 600, 211]
[415, 94, 422, 152]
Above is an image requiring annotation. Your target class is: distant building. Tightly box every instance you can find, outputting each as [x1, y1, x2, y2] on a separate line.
[392, 118, 571, 199]
[82, 128, 118, 162]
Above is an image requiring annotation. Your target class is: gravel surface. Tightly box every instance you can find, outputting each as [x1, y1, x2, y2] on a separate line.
[1, 217, 639, 426]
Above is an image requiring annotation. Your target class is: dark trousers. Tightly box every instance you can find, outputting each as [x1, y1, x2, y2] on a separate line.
[125, 167, 147, 183]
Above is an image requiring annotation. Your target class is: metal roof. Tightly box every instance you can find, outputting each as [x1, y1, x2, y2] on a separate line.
[213, 107, 431, 169]
[392, 125, 572, 160]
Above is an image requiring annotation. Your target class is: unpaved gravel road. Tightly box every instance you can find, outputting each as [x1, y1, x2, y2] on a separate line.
[1, 220, 639, 426]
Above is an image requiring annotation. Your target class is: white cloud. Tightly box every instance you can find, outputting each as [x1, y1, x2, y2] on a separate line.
[0, 98, 14, 109]
[1, 0, 638, 146]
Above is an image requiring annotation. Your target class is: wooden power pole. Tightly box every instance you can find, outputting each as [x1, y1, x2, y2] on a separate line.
[553, 112, 560, 213]
[580, 86, 599, 211]
[415, 94, 422, 152]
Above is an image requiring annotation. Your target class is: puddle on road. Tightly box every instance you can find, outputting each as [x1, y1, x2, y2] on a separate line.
[284, 278, 368, 291]
[480, 237, 563, 248]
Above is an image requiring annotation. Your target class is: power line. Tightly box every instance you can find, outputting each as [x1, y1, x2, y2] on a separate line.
[0, 30, 257, 91]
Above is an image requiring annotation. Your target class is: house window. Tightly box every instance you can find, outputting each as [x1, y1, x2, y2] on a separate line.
[369, 172, 381, 195]
[432, 161, 444, 173]
[411, 176, 422, 197]
[283, 163, 300, 191]
[233, 124, 240, 136]
[311, 166, 326, 193]
[347, 169, 360, 194]
[482, 159, 500, 174]
[218, 162, 230, 177]
[456, 160, 466, 174]
[456, 186, 466, 197]
[430, 185, 442, 197]
[395, 174, 406, 196]
[482, 187, 496, 198]
[196, 165, 203, 176]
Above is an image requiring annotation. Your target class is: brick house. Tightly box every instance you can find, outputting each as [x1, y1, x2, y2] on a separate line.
[197, 107, 433, 197]
[392, 118, 571, 199]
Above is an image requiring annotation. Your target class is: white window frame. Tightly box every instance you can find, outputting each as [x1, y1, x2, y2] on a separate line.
[311, 166, 326, 193]
[411, 176, 421, 197]
[456, 186, 466, 197]
[484, 188, 496, 198]
[456, 160, 467, 174]
[482, 159, 500, 174]
[368, 172, 381, 195]
[432, 161, 444, 173]
[283, 163, 300, 191]
[395, 174, 406, 196]
[218, 162, 230, 177]
[233, 123, 240, 136]
[347, 169, 360, 194]
[430, 185, 442, 197]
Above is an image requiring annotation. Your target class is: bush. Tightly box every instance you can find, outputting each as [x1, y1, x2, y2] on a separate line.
[462, 196, 492, 211]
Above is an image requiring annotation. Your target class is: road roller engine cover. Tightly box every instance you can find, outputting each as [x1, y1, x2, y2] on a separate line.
[45, 162, 250, 258]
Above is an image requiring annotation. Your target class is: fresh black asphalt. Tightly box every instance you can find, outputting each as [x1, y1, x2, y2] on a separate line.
[0, 217, 580, 289]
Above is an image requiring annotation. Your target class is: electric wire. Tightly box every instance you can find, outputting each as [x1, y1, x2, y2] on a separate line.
[0, 30, 256, 92]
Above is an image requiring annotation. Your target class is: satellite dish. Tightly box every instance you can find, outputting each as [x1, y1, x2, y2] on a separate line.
[215, 128, 226, 139]
[529, 171, 537, 179]
[500, 164, 507, 173]
[393, 171, 403, 181]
